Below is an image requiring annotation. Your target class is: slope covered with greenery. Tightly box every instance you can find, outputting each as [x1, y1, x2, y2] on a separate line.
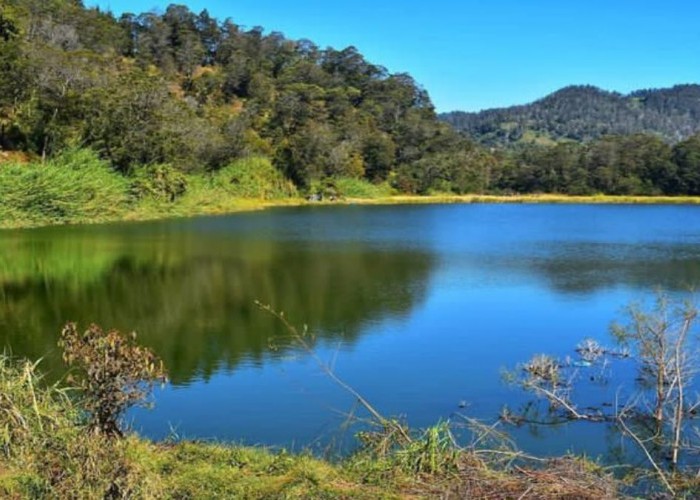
[2, 1, 700, 228]
[440, 84, 700, 147]
[0, 0, 492, 198]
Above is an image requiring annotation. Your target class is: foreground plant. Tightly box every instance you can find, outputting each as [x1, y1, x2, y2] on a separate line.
[257, 303, 621, 498]
[59, 322, 167, 437]
[508, 293, 700, 496]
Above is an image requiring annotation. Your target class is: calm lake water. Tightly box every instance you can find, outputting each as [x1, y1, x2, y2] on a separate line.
[2, 203, 700, 458]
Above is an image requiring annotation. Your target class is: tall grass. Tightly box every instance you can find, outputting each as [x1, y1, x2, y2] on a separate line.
[0, 356, 152, 499]
[331, 177, 394, 199]
[0, 355, 420, 499]
[0, 149, 129, 226]
[0, 152, 303, 228]
[212, 156, 297, 199]
[0, 306, 625, 498]
[0, 352, 619, 499]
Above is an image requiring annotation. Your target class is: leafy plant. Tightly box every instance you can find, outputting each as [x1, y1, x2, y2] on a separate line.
[213, 156, 296, 199]
[130, 163, 188, 202]
[59, 323, 167, 437]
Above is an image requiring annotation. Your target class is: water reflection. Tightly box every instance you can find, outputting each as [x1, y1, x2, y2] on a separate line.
[478, 242, 700, 294]
[0, 224, 433, 384]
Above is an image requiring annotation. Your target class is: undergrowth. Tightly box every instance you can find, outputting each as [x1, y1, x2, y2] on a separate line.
[0, 352, 621, 499]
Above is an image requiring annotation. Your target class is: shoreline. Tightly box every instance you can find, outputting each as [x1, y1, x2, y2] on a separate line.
[346, 193, 700, 205]
[3, 193, 700, 230]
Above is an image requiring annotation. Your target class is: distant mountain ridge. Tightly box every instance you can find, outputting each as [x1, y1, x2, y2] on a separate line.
[440, 84, 700, 147]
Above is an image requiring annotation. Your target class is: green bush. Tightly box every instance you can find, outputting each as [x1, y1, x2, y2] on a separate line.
[213, 156, 296, 199]
[333, 177, 393, 198]
[130, 163, 188, 202]
[0, 149, 129, 224]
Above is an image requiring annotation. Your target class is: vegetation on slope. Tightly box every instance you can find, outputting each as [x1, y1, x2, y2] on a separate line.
[441, 84, 700, 146]
[0, 0, 492, 199]
[3, 0, 700, 214]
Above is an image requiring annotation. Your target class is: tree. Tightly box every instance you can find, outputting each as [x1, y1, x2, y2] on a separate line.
[672, 133, 700, 195]
[611, 297, 697, 440]
[362, 133, 396, 182]
[0, 9, 28, 149]
[0, 8, 19, 41]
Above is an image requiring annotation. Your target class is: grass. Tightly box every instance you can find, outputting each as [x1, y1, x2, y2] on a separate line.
[327, 178, 394, 199]
[0, 149, 129, 227]
[345, 193, 700, 206]
[0, 354, 623, 499]
[0, 152, 305, 229]
[6, 192, 700, 230]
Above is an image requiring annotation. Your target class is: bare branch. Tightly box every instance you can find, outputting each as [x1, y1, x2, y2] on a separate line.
[617, 416, 674, 496]
[256, 301, 413, 444]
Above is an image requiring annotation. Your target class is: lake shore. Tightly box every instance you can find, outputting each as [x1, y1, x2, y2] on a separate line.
[0, 354, 618, 499]
[347, 193, 700, 205]
[4, 193, 700, 230]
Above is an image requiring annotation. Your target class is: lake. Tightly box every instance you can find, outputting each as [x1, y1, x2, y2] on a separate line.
[2, 203, 700, 459]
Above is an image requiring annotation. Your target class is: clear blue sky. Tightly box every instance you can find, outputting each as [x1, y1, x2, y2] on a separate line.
[88, 0, 700, 113]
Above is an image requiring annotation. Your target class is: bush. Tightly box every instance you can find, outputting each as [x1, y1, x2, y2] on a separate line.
[0, 148, 129, 224]
[130, 163, 188, 202]
[327, 177, 393, 199]
[59, 323, 167, 437]
[213, 156, 296, 199]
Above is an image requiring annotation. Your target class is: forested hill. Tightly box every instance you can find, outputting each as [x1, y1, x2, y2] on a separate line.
[3, 0, 700, 209]
[0, 0, 489, 194]
[440, 85, 700, 147]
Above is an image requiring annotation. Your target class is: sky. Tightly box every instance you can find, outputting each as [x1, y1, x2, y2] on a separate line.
[88, 0, 700, 113]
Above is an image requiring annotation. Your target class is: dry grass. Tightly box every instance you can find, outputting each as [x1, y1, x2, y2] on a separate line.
[448, 455, 620, 500]
[4, 186, 700, 230]
[346, 193, 700, 205]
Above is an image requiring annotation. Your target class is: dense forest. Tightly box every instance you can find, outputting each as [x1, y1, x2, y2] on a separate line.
[439, 84, 700, 195]
[1, 0, 700, 220]
[440, 85, 700, 147]
[0, 0, 492, 196]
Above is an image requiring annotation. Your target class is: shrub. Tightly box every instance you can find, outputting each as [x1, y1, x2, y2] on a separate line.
[59, 323, 167, 437]
[130, 163, 188, 202]
[0, 148, 129, 224]
[213, 156, 296, 199]
[333, 177, 393, 198]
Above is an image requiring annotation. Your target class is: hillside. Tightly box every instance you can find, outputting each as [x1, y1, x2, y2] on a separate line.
[0, 0, 496, 197]
[440, 84, 700, 146]
[2, 1, 700, 222]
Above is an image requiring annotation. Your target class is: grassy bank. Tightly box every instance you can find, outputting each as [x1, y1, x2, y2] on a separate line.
[2, 150, 700, 230]
[6, 192, 700, 230]
[346, 193, 700, 206]
[0, 355, 620, 499]
[0, 151, 306, 229]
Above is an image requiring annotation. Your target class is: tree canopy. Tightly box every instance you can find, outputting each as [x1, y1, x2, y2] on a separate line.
[0, 0, 488, 195]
